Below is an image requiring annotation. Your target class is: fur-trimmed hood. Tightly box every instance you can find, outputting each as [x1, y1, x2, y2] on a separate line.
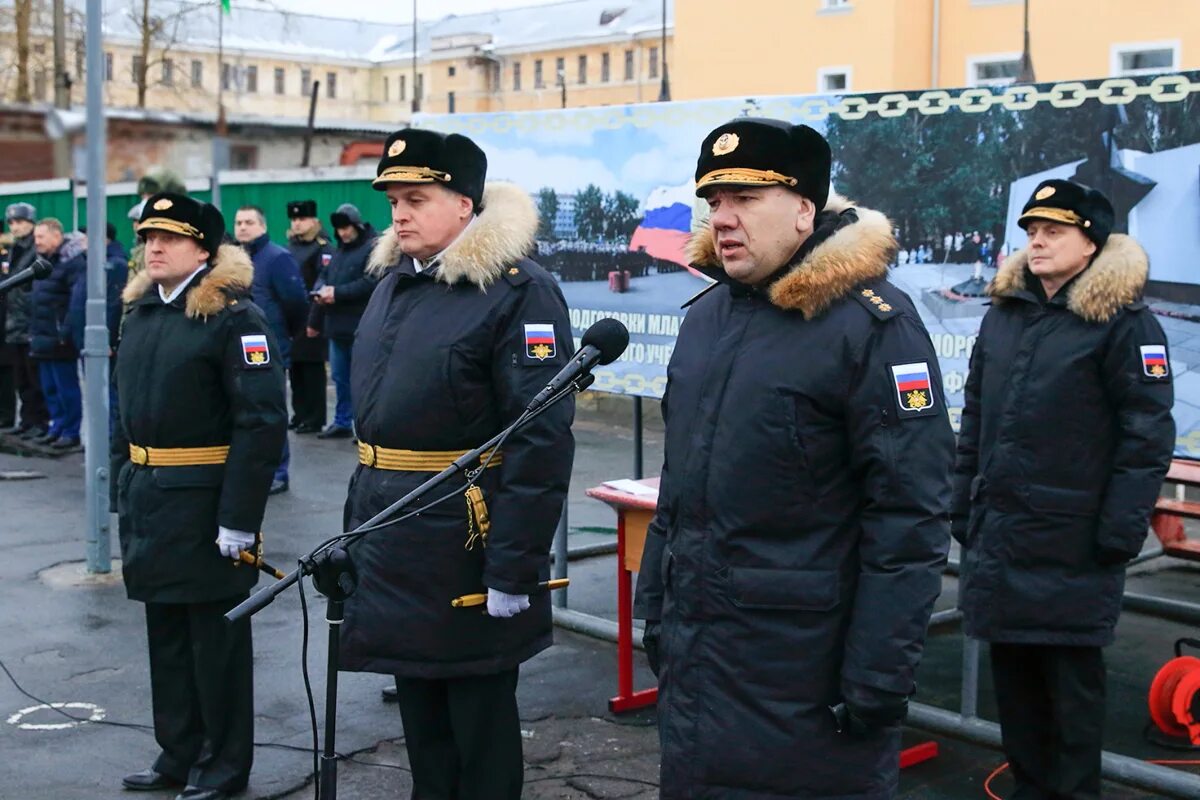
[687, 193, 897, 319]
[989, 234, 1149, 323]
[367, 182, 538, 289]
[121, 243, 253, 319]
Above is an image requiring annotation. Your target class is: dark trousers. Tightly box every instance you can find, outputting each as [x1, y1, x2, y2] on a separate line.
[289, 360, 327, 428]
[145, 597, 254, 792]
[0, 359, 13, 426]
[393, 668, 523, 800]
[11, 343, 48, 429]
[990, 643, 1106, 800]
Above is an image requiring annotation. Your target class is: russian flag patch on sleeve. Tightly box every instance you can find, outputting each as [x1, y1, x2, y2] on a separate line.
[891, 361, 935, 413]
[241, 334, 271, 367]
[524, 322, 556, 361]
[1140, 344, 1170, 381]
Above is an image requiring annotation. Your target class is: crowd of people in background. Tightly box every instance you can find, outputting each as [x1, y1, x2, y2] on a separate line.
[892, 229, 1005, 269]
[0, 174, 380, 496]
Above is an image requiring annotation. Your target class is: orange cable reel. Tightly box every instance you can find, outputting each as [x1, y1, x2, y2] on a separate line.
[1149, 637, 1200, 747]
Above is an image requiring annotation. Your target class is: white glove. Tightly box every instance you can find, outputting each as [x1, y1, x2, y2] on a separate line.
[216, 527, 256, 561]
[486, 588, 531, 619]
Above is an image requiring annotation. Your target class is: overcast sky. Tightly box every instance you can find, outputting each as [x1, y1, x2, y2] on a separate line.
[240, 0, 566, 24]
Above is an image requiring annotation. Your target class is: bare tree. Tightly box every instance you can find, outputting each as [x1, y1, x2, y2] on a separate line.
[14, 0, 31, 102]
[127, 0, 200, 108]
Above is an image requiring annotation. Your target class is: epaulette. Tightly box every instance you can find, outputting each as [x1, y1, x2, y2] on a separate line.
[317, 237, 328, 246]
[851, 285, 902, 321]
[501, 263, 532, 287]
[682, 281, 720, 309]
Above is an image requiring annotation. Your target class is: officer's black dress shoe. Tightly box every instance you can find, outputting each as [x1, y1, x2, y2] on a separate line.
[317, 424, 353, 439]
[18, 425, 46, 440]
[50, 436, 81, 449]
[175, 787, 232, 800]
[32, 431, 59, 445]
[294, 422, 322, 434]
[268, 478, 289, 495]
[4, 422, 29, 435]
[122, 768, 183, 791]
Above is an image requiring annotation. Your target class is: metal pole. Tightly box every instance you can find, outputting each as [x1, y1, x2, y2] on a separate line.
[320, 599, 343, 799]
[51, 0, 71, 178]
[411, 0, 419, 114]
[633, 396, 644, 479]
[211, 4, 227, 211]
[301, 79, 319, 167]
[1017, 0, 1036, 83]
[657, 0, 670, 102]
[552, 501, 568, 608]
[83, 0, 110, 573]
[960, 636, 980, 718]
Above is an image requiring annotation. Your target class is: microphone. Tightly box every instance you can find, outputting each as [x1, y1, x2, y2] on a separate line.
[525, 318, 629, 412]
[0, 256, 52, 295]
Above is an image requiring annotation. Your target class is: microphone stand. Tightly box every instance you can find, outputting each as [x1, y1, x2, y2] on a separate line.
[225, 372, 591, 800]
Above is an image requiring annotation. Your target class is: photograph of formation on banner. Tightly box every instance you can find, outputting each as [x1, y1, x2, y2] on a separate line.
[422, 71, 1200, 456]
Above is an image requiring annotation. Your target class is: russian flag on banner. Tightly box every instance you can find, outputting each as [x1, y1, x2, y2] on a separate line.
[1141, 344, 1169, 378]
[629, 182, 694, 267]
[891, 362, 934, 411]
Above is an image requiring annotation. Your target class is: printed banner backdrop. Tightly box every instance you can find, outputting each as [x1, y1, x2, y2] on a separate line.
[420, 71, 1200, 457]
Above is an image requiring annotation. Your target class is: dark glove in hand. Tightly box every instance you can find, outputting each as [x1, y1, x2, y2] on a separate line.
[841, 681, 908, 736]
[643, 622, 661, 678]
[1096, 545, 1137, 567]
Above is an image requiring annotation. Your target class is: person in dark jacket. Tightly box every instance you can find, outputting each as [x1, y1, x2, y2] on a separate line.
[338, 129, 574, 800]
[285, 199, 332, 433]
[67, 222, 128, 434]
[634, 119, 954, 799]
[112, 192, 287, 800]
[307, 202, 378, 439]
[0, 228, 15, 428]
[30, 218, 85, 449]
[3, 202, 50, 438]
[953, 179, 1175, 800]
[234, 205, 307, 494]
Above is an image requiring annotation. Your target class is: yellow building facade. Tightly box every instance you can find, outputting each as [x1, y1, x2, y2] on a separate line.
[674, 0, 1198, 98]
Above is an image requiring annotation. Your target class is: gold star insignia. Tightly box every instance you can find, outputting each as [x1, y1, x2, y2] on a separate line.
[879, 303, 892, 312]
[861, 289, 876, 297]
[509, 267, 519, 275]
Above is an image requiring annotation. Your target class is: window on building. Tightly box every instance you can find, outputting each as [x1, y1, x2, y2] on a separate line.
[448, 91, 456, 113]
[34, 68, 47, 100]
[601, 52, 610, 82]
[75, 40, 85, 84]
[162, 59, 174, 87]
[274, 67, 285, 95]
[221, 62, 232, 91]
[513, 62, 522, 91]
[1113, 43, 1179, 76]
[191, 59, 202, 87]
[326, 72, 337, 99]
[415, 72, 424, 100]
[555, 56, 565, 84]
[968, 56, 1020, 86]
[382, 76, 389, 101]
[301, 68, 312, 96]
[649, 47, 659, 79]
[818, 67, 851, 92]
[448, 64, 456, 77]
[400, 74, 407, 101]
[624, 49, 634, 80]
[33, 43, 45, 55]
[245, 65, 257, 93]
[230, 144, 258, 170]
[104, 52, 113, 82]
[578, 54, 587, 84]
[491, 62, 501, 92]
[534, 59, 544, 88]
[132, 55, 144, 84]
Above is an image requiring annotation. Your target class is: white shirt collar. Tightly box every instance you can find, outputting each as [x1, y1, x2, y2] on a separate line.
[158, 263, 208, 304]
[413, 215, 477, 274]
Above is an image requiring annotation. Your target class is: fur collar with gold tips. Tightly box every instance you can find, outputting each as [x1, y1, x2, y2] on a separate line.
[989, 234, 1148, 323]
[686, 193, 897, 319]
[367, 181, 538, 289]
[121, 243, 253, 319]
